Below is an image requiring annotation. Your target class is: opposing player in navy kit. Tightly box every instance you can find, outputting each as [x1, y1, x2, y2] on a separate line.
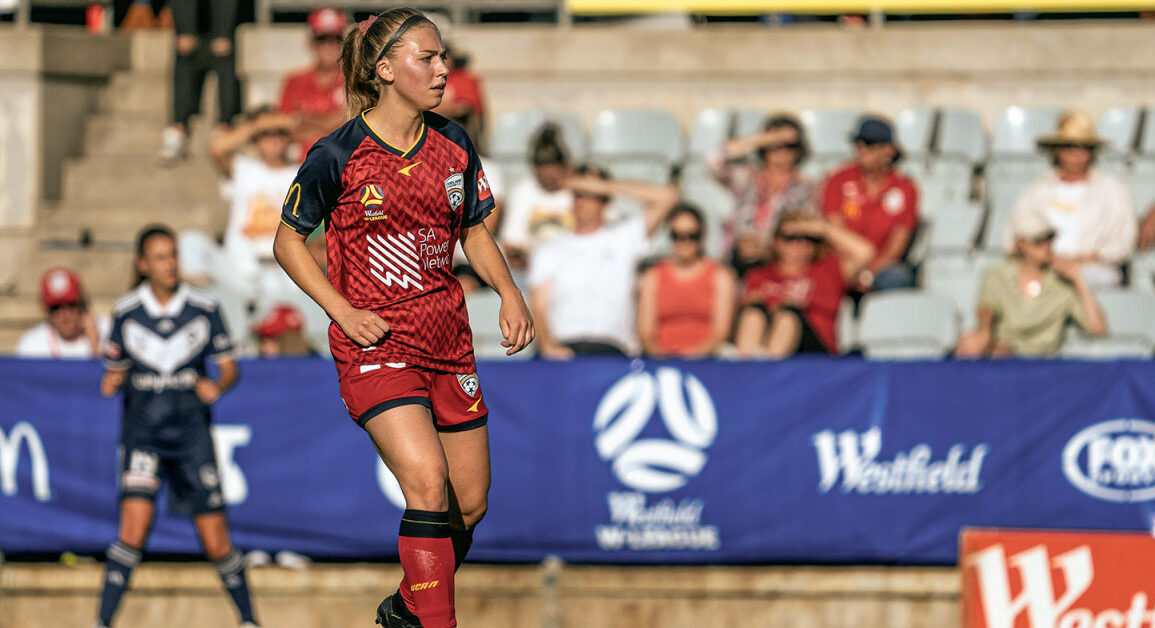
[94, 225, 258, 628]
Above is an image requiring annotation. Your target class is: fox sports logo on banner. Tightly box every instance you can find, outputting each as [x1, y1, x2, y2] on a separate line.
[1063, 418, 1155, 503]
[593, 367, 717, 493]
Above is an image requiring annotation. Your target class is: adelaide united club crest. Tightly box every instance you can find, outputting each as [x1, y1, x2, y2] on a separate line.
[444, 167, 465, 211]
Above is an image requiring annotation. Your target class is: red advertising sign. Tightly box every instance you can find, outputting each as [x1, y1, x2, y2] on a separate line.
[961, 528, 1155, 628]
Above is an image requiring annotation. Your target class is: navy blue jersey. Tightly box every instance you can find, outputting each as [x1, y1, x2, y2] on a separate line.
[104, 283, 233, 446]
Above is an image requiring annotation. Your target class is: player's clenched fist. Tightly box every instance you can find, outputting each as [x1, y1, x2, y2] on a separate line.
[336, 307, 391, 347]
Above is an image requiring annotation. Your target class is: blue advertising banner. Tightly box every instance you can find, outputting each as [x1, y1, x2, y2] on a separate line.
[1, 357, 1154, 564]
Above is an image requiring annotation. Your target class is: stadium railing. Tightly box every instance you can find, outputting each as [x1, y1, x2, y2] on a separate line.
[254, 0, 569, 25]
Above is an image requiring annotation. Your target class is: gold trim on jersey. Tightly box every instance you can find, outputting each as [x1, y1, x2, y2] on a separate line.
[361, 109, 426, 157]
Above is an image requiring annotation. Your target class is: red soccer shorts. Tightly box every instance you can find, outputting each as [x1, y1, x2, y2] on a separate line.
[339, 362, 488, 431]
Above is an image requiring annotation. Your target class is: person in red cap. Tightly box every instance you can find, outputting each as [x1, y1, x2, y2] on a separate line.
[278, 7, 350, 159]
[16, 267, 107, 359]
[253, 303, 316, 357]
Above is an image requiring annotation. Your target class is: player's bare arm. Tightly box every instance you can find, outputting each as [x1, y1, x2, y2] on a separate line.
[196, 357, 239, 405]
[99, 368, 126, 398]
[460, 221, 535, 355]
[273, 222, 390, 347]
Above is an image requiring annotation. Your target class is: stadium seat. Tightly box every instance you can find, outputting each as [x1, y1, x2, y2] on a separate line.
[836, 296, 858, 354]
[490, 110, 586, 187]
[1097, 107, 1142, 156]
[466, 290, 533, 359]
[1061, 290, 1155, 359]
[679, 172, 733, 258]
[980, 192, 1017, 251]
[990, 106, 1063, 156]
[936, 108, 987, 167]
[687, 108, 733, 163]
[895, 107, 935, 161]
[906, 165, 973, 220]
[1131, 250, 1155, 294]
[1122, 159, 1155, 216]
[211, 285, 256, 355]
[924, 203, 984, 256]
[591, 108, 684, 185]
[1141, 109, 1155, 156]
[922, 253, 1000, 331]
[798, 108, 863, 162]
[857, 290, 959, 359]
[733, 108, 769, 139]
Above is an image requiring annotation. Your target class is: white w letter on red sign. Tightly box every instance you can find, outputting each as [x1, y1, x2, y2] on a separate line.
[968, 544, 1093, 628]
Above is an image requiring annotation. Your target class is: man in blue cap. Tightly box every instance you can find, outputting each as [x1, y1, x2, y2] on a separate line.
[821, 115, 919, 291]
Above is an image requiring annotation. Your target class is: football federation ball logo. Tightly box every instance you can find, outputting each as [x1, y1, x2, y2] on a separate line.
[359, 184, 384, 208]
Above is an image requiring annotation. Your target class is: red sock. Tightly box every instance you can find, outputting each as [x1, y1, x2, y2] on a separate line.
[398, 510, 456, 628]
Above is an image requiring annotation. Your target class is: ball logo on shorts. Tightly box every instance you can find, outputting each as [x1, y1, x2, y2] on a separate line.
[457, 373, 479, 397]
[359, 184, 385, 208]
[593, 367, 718, 493]
[444, 171, 465, 211]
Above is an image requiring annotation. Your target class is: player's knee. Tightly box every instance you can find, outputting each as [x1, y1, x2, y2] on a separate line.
[459, 500, 487, 529]
[209, 37, 232, 56]
[203, 538, 232, 561]
[176, 34, 198, 55]
[400, 470, 450, 511]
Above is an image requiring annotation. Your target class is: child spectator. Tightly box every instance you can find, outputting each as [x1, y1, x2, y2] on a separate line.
[822, 116, 918, 291]
[959, 209, 1106, 357]
[734, 213, 874, 358]
[1002, 111, 1136, 289]
[637, 204, 736, 358]
[278, 7, 349, 159]
[708, 113, 818, 277]
[500, 123, 575, 272]
[253, 304, 316, 357]
[16, 268, 108, 359]
[529, 166, 678, 358]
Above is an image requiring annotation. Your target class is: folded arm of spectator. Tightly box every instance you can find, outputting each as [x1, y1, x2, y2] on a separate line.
[1052, 259, 1107, 337]
[780, 218, 876, 282]
[290, 110, 347, 146]
[956, 308, 997, 358]
[566, 176, 679, 235]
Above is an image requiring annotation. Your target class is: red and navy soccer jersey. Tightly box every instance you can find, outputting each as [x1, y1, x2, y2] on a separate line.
[281, 110, 494, 373]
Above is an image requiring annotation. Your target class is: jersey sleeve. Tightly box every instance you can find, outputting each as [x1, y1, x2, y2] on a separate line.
[281, 141, 344, 235]
[207, 307, 234, 360]
[103, 312, 130, 370]
[462, 140, 496, 228]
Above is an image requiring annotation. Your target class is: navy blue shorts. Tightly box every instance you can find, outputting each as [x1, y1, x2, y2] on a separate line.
[119, 427, 223, 515]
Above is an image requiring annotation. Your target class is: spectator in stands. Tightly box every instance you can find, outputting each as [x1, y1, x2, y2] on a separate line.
[529, 166, 678, 358]
[180, 107, 298, 297]
[16, 268, 108, 359]
[500, 123, 574, 272]
[708, 113, 818, 277]
[253, 304, 316, 357]
[158, 0, 240, 165]
[119, 0, 171, 30]
[734, 212, 874, 358]
[432, 43, 488, 154]
[278, 7, 349, 160]
[958, 209, 1105, 358]
[1003, 111, 1136, 288]
[637, 204, 736, 358]
[822, 116, 918, 291]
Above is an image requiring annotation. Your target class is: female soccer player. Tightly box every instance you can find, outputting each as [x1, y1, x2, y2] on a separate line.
[96, 226, 256, 628]
[272, 8, 534, 628]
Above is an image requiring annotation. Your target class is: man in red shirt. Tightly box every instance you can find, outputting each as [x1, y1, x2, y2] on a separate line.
[278, 7, 348, 159]
[822, 116, 919, 291]
[432, 44, 487, 154]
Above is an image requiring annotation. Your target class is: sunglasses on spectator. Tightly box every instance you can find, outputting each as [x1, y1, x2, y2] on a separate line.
[1029, 232, 1057, 245]
[670, 231, 702, 242]
[573, 191, 610, 203]
[779, 233, 822, 244]
[764, 142, 802, 151]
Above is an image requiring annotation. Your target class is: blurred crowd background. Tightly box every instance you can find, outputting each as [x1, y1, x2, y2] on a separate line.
[4, 0, 1155, 363]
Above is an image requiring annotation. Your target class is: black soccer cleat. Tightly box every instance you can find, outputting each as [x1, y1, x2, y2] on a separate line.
[375, 590, 422, 628]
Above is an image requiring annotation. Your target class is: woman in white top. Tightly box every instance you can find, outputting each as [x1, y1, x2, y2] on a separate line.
[498, 123, 574, 272]
[1004, 111, 1136, 288]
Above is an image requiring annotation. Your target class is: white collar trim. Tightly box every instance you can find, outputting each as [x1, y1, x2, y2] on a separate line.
[138, 282, 188, 318]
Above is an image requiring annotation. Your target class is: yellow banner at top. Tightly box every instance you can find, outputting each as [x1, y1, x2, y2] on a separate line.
[567, 0, 1155, 13]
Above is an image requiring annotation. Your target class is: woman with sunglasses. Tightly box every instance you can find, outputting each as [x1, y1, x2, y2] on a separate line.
[958, 209, 1105, 358]
[637, 204, 736, 358]
[273, 8, 533, 627]
[1002, 111, 1135, 289]
[709, 113, 818, 277]
[734, 212, 874, 358]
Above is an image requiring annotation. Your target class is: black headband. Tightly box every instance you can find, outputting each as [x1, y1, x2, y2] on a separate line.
[374, 14, 429, 65]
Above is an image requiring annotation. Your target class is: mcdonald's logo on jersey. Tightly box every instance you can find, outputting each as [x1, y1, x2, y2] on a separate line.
[360, 184, 385, 208]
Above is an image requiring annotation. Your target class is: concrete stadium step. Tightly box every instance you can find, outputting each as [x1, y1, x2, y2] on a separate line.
[83, 113, 170, 157]
[95, 72, 169, 117]
[128, 29, 174, 73]
[18, 247, 140, 298]
[62, 157, 222, 204]
[37, 202, 224, 246]
[0, 327, 25, 354]
[0, 297, 45, 324]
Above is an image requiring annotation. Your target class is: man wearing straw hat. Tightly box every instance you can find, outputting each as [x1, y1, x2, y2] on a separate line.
[1003, 110, 1136, 288]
